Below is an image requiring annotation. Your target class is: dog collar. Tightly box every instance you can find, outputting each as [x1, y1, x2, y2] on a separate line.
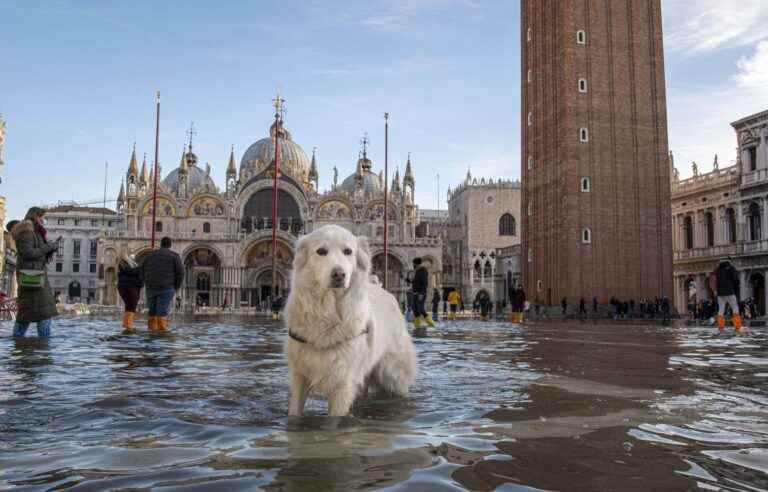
[289, 324, 370, 349]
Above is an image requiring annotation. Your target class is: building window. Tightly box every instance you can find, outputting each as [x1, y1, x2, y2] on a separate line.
[578, 78, 588, 93]
[528, 248, 533, 262]
[72, 263, 80, 273]
[705, 211, 715, 247]
[726, 208, 737, 244]
[90, 240, 98, 258]
[203, 222, 211, 234]
[580, 177, 591, 192]
[580, 128, 589, 143]
[74, 219, 80, 226]
[577, 30, 586, 45]
[527, 69, 532, 83]
[499, 213, 516, 236]
[749, 202, 762, 241]
[108, 221, 114, 227]
[57, 218, 65, 225]
[748, 146, 758, 171]
[582, 228, 592, 244]
[527, 27, 532, 42]
[684, 216, 694, 249]
[89, 263, 97, 274]
[537, 279, 542, 291]
[155, 221, 163, 232]
[527, 112, 533, 126]
[73, 239, 81, 258]
[57, 241, 64, 257]
[528, 202, 532, 216]
[55, 262, 63, 272]
[91, 219, 98, 227]
[527, 155, 533, 170]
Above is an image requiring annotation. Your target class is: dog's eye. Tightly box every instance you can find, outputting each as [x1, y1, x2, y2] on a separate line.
[316, 247, 328, 256]
[343, 247, 353, 256]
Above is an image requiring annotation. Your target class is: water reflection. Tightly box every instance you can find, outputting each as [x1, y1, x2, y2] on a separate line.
[1, 317, 767, 490]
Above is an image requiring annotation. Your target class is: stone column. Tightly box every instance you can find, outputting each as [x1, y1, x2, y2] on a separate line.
[740, 270, 749, 301]
[737, 203, 744, 242]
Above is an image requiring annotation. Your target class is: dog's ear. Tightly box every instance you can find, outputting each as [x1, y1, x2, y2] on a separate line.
[356, 235, 371, 273]
[293, 236, 310, 271]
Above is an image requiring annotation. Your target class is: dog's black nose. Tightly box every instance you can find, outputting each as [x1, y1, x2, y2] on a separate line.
[331, 268, 346, 282]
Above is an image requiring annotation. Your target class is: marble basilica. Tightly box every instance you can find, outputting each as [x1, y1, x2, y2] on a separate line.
[98, 112, 442, 309]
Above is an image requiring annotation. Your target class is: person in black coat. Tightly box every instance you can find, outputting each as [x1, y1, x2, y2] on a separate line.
[712, 259, 742, 331]
[117, 248, 143, 330]
[409, 257, 434, 327]
[141, 236, 183, 331]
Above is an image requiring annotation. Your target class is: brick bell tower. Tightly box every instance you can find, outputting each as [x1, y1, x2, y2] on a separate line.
[521, 0, 673, 306]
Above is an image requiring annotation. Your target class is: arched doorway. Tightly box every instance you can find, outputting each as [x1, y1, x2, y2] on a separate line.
[751, 272, 765, 316]
[371, 253, 405, 300]
[243, 240, 293, 307]
[684, 277, 697, 313]
[68, 280, 82, 301]
[184, 248, 222, 308]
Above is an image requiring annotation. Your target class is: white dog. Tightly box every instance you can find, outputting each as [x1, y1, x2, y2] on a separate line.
[284, 225, 418, 417]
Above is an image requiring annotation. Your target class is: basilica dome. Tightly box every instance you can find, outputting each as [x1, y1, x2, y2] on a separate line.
[240, 121, 311, 184]
[341, 154, 382, 195]
[162, 150, 217, 194]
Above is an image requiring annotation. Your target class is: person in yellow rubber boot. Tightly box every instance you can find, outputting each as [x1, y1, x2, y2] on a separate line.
[711, 259, 742, 332]
[447, 288, 460, 320]
[142, 236, 184, 331]
[117, 247, 143, 331]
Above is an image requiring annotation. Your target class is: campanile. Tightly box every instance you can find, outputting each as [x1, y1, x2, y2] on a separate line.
[521, 0, 673, 305]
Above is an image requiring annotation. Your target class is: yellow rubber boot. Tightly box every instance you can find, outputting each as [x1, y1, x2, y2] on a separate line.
[413, 316, 424, 328]
[156, 317, 169, 331]
[716, 315, 725, 332]
[425, 315, 436, 327]
[147, 316, 158, 331]
[733, 314, 743, 332]
[122, 312, 134, 330]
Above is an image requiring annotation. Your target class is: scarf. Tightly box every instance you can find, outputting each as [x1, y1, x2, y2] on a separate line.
[35, 222, 48, 243]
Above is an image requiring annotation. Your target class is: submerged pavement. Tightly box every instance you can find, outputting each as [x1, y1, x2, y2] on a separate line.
[0, 317, 767, 491]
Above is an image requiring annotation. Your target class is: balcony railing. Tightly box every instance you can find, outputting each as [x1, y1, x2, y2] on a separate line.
[674, 243, 739, 261]
[742, 239, 768, 254]
[741, 168, 768, 188]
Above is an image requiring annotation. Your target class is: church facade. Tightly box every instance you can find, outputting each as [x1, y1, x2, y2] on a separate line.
[97, 113, 441, 310]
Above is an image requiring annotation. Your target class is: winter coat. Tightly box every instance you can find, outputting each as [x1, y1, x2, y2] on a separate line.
[714, 261, 739, 297]
[117, 260, 144, 289]
[12, 220, 59, 323]
[141, 247, 184, 291]
[412, 266, 429, 294]
[447, 291, 460, 305]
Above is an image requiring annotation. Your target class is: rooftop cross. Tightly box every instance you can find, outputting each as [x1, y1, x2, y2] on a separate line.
[360, 133, 370, 157]
[272, 90, 286, 121]
[186, 122, 197, 151]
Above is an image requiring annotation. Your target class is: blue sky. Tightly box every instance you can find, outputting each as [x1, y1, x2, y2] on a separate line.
[1, 0, 767, 221]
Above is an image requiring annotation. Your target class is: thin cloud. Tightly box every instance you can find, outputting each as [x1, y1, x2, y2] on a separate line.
[664, 0, 768, 54]
[735, 40, 768, 89]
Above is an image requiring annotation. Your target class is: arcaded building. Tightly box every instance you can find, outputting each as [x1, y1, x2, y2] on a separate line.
[672, 109, 768, 315]
[521, 0, 673, 305]
[98, 110, 441, 309]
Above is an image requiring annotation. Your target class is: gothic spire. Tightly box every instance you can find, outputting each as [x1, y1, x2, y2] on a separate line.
[392, 166, 401, 192]
[227, 145, 237, 176]
[117, 180, 125, 202]
[127, 144, 138, 176]
[179, 148, 188, 174]
[308, 147, 319, 183]
[139, 153, 149, 185]
[403, 153, 414, 184]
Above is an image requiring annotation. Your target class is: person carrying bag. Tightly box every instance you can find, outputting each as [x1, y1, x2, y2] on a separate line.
[11, 207, 61, 337]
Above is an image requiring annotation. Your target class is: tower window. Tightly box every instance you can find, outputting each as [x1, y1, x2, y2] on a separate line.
[527, 27, 532, 42]
[203, 222, 211, 234]
[527, 69, 532, 83]
[537, 279, 542, 291]
[528, 112, 533, 126]
[577, 30, 586, 45]
[527, 202, 532, 216]
[578, 78, 588, 93]
[155, 221, 163, 232]
[529, 249, 534, 263]
[527, 156, 533, 170]
[580, 128, 589, 143]
[580, 177, 591, 192]
[582, 228, 592, 244]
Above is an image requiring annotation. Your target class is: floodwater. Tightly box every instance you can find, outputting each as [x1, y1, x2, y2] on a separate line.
[1, 318, 767, 491]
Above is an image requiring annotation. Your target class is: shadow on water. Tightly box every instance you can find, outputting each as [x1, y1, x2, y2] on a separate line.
[1, 316, 768, 490]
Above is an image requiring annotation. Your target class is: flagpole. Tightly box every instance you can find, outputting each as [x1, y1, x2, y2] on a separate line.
[271, 93, 283, 300]
[384, 113, 389, 290]
[150, 91, 160, 249]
